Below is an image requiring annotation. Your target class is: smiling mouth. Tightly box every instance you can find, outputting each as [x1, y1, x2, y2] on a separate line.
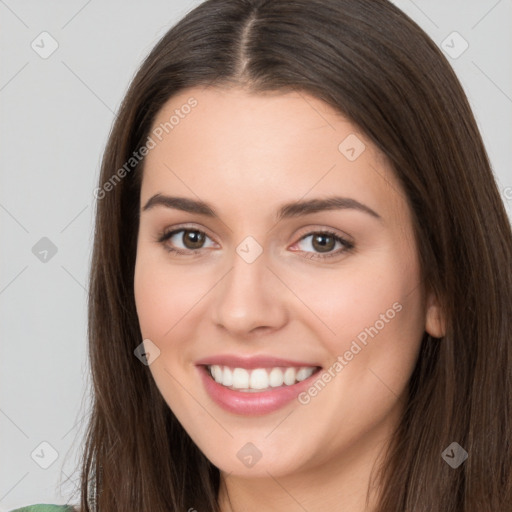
[205, 364, 323, 392]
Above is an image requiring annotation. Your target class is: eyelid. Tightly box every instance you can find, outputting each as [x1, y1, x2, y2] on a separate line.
[157, 223, 354, 259]
[294, 225, 354, 245]
[158, 223, 353, 243]
[157, 222, 219, 244]
[290, 229, 354, 260]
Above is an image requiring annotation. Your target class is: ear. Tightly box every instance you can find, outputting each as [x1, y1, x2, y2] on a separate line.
[425, 290, 446, 338]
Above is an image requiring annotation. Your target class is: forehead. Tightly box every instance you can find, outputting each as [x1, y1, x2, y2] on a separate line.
[141, 86, 406, 223]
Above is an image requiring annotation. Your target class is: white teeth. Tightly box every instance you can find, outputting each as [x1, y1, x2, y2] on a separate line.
[207, 365, 318, 391]
[283, 367, 296, 385]
[250, 368, 269, 390]
[223, 366, 233, 386]
[212, 365, 223, 383]
[269, 367, 284, 387]
[296, 367, 315, 381]
[232, 368, 250, 389]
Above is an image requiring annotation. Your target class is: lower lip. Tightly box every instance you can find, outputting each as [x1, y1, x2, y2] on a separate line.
[197, 365, 322, 416]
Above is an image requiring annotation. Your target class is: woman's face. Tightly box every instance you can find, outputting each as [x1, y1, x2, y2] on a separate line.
[134, 86, 443, 478]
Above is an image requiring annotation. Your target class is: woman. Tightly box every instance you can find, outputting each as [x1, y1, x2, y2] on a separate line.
[13, 0, 512, 510]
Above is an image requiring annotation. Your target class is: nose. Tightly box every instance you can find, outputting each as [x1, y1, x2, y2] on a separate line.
[211, 246, 289, 338]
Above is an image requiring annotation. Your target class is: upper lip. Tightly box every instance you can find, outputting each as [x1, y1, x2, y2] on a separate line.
[195, 354, 322, 369]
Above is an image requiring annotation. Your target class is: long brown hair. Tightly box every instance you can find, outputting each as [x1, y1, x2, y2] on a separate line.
[75, 0, 512, 510]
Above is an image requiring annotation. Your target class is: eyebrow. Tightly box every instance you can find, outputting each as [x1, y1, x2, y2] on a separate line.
[141, 194, 381, 221]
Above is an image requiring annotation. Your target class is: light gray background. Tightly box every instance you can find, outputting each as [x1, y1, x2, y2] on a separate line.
[1, 0, 511, 509]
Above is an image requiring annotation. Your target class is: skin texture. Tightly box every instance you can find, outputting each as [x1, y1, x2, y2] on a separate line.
[134, 86, 445, 512]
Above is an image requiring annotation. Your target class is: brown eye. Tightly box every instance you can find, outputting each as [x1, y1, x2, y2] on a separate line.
[294, 230, 354, 260]
[180, 230, 206, 249]
[158, 227, 216, 255]
[311, 233, 336, 253]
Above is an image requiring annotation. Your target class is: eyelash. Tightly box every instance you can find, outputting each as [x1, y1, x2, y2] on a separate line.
[156, 226, 354, 260]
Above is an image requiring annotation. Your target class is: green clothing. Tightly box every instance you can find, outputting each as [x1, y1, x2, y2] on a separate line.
[10, 505, 76, 512]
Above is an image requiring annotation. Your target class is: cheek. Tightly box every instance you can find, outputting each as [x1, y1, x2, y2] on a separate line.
[133, 250, 203, 411]
[282, 250, 423, 348]
[285, 245, 425, 401]
[134, 248, 208, 341]
[134, 262, 170, 340]
[293, 253, 424, 422]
